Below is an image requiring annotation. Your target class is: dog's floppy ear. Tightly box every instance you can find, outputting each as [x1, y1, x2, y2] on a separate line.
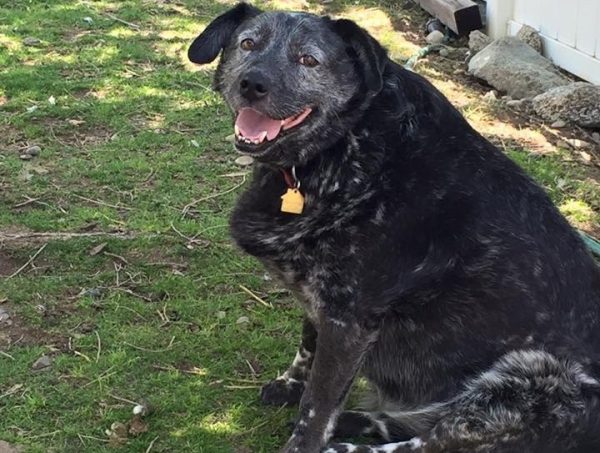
[332, 19, 387, 95]
[188, 3, 261, 64]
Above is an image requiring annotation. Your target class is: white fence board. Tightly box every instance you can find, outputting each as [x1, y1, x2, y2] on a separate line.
[576, 0, 598, 56]
[489, 0, 600, 84]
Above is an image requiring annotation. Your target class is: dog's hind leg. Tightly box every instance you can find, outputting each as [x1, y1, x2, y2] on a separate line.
[324, 437, 425, 453]
[260, 317, 317, 406]
[325, 349, 600, 453]
[333, 404, 444, 442]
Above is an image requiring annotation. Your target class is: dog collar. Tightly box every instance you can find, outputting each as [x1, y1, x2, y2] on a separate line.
[280, 166, 304, 215]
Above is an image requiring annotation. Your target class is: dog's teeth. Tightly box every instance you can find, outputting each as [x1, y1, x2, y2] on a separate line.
[234, 124, 240, 138]
[258, 131, 267, 143]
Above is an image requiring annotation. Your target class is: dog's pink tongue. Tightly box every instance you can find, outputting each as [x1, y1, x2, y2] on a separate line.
[235, 108, 281, 141]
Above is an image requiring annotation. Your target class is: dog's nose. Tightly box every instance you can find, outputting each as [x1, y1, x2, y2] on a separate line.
[240, 72, 269, 101]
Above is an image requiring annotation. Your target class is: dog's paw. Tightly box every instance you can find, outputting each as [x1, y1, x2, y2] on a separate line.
[260, 377, 305, 406]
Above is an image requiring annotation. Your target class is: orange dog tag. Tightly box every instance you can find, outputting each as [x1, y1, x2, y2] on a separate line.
[280, 188, 304, 214]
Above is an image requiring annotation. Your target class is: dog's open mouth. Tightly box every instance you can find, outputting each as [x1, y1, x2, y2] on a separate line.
[234, 107, 312, 149]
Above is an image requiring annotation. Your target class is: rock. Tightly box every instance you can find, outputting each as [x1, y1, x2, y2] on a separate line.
[216, 311, 226, 319]
[23, 37, 40, 46]
[482, 90, 498, 102]
[19, 154, 32, 161]
[426, 30, 445, 45]
[25, 145, 41, 156]
[567, 138, 592, 149]
[592, 132, 600, 145]
[506, 99, 524, 108]
[0, 441, 23, 453]
[532, 83, 600, 128]
[468, 37, 571, 99]
[551, 120, 567, 128]
[235, 155, 254, 166]
[468, 30, 492, 54]
[516, 24, 543, 53]
[0, 307, 11, 326]
[236, 316, 250, 325]
[438, 48, 449, 58]
[31, 355, 52, 371]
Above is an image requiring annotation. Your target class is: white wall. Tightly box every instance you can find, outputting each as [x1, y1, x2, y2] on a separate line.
[486, 0, 600, 84]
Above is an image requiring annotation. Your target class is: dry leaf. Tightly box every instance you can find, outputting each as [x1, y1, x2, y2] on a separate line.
[89, 242, 108, 256]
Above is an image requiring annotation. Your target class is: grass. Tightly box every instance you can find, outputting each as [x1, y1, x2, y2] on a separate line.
[0, 0, 598, 452]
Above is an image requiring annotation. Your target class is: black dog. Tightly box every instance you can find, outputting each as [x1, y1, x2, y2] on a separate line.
[188, 4, 600, 452]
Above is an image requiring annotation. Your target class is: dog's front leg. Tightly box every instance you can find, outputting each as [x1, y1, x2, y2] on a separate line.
[261, 317, 317, 406]
[281, 315, 377, 453]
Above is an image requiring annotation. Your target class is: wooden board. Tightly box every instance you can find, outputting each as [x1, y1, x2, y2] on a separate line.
[413, 0, 483, 36]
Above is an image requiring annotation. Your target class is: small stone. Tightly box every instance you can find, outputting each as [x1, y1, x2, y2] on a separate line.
[25, 145, 41, 156]
[506, 100, 523, 107]
[501, 95, 512, 101]
[483, 90, 498, 102]
[426, 30, 445, 45]
[235, 155, 254, 166]
[31, 355, 52, 371]
[579, 151, 592, 163]
[551, 120, 567, 128]
[468, 30, 492, 54]
[83, 17, 94, 25]
[556, 140, 570, 149]
[438, 48, 449, 57]
[224, 134, 235, 143]
[23, 37, 40, 46]
[236, 316, 250, 325]
[0, 441, 23, 453]
[591, 132, 600, 145]
[0, 307, 11, 324]
[516, 24, 543, 53]
[132, 399, 152, 416]
[216, 311, 226, 319]
[19, 154, 33, 161]
[568, 139, 592, 149]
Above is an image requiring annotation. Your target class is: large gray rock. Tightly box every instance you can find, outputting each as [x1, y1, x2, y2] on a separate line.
[516, 24, 543, 53]
[533, 82, 600, 128]
[468, 37, 571, 99]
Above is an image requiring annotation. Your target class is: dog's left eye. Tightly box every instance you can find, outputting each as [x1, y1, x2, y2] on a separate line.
[299, 55, 319, 67]
[240, 39, 255, 51]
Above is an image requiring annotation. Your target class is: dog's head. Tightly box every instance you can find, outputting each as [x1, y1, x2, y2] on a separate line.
[188, 3, 387, 166]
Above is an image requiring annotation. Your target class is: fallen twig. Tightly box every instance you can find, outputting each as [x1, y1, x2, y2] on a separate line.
[239, 284, 272, 308]
[94, 330, 101, 363]
[124, 336, 176, 353]
[181, 176, 246, 218]
[115, 287, 153, 302]
[146, 436, 159, 453]
[8, 243, 47, 278]
[109, 393, 139, 406]
[0, 351, 15, 360]
[0, 231, 140, 242]
[82, 366, 116, 388]
[73, 194, 133, 211]
[105, 12, 140, 29]
[104, 251, 129, 265]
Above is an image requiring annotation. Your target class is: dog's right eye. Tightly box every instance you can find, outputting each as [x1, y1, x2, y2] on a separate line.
[240, 39, 255, 51]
